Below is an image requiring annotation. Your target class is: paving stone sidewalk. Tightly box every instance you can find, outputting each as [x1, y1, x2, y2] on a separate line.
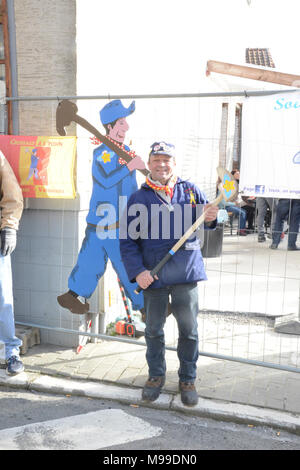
[16, 310, 300, 416]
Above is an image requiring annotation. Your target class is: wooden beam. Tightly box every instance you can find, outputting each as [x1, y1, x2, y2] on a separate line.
[206, 60, 300, 88]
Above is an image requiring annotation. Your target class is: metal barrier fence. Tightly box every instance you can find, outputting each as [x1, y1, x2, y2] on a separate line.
[16, 224, 300, 374]
[6, 89, 300, 374]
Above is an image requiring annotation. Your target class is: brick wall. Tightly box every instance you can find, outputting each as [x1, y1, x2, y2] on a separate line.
[14, 0, 76, 134]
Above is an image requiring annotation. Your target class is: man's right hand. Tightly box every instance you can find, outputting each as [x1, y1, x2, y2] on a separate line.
[136, 270, 158, 289]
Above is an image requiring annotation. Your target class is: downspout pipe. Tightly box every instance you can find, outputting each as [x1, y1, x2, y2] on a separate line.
[6, 0, 19, 134]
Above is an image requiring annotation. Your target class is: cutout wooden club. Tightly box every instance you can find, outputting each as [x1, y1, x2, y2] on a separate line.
[56, 99, 149, 176]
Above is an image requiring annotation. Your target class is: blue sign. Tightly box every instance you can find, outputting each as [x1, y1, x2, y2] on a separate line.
[255, 185, 265, 194]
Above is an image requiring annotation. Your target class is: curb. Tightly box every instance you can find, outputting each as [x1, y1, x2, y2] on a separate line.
[1, 370, 300, 435]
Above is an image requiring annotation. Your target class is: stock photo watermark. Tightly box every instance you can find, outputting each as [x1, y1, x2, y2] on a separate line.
[94, 196, 205, 247]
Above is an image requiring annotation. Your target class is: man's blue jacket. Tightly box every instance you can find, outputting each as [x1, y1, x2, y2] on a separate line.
[120, 178, 216, 289]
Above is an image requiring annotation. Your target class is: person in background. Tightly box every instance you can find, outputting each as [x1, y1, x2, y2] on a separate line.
[231, 169, 256, 233]
[270, 198, 300, 250]
[218, 170, 247, 236]
[256, 197, 278, 243]
[0, 150, 24, 375]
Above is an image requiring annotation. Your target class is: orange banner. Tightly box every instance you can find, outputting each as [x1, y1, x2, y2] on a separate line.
[0, 135, 76, 199]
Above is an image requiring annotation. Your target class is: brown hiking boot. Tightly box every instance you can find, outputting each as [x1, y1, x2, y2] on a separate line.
[179, 381, 198, 406]
[57, 291, 90, 315]
[142, 376, 165, 402]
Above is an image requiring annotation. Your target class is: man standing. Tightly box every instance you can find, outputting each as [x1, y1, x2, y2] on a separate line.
[57, 100, 146, 315]
[120, 142, 218, 406]
[0, 150, 24, 375]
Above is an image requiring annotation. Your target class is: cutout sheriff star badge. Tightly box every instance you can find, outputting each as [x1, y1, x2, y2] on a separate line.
[223, 179, 235, 192]
[101, 151, 111, 163]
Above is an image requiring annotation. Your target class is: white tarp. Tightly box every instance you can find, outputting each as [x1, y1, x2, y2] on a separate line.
[239, 91, 300, 200]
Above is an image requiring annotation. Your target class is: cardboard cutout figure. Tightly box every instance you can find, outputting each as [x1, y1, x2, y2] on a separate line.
[57, 100, 146, 315]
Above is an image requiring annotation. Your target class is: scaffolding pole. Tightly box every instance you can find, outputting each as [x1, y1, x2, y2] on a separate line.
[16, 321, 300, 374]
[4, 88, 300, 102]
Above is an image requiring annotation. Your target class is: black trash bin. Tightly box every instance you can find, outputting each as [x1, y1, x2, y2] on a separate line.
[202, 223, 224, 258]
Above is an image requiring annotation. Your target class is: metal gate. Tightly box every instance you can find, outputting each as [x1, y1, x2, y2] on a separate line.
[5, 89, 300, 374]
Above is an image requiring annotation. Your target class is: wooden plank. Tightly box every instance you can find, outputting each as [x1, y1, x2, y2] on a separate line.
[206, 60, 300, 88]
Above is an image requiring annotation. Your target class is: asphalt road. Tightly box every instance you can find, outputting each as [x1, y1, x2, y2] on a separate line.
[1, 386, 300, 452]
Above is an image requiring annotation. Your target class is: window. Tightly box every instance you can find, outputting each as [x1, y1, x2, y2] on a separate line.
[0, 0, 12, 134]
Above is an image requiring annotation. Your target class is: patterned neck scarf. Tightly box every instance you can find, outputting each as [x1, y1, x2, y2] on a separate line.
[145, 174, 177, 201]
[90, 135, 136, 165]
[105, 136, 136, 164]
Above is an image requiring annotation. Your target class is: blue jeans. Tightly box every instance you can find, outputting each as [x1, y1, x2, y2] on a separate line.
[226, 206, 246, 229]
[0, 254, 22, 359]
[272, 199, 300, 247]
[144, 282, 199, 383]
